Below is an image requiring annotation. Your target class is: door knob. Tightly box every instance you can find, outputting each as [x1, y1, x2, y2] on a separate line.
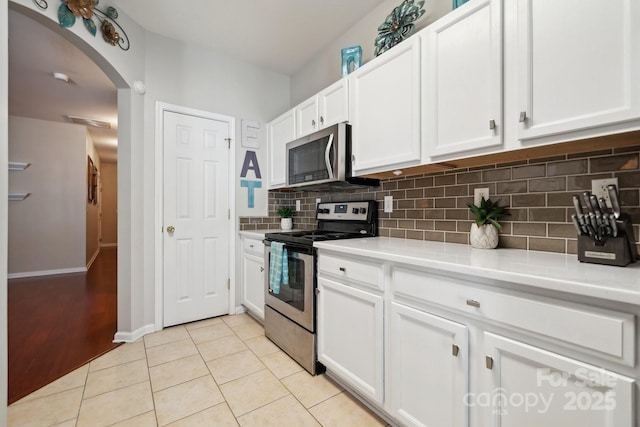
[167, 226, 175, 233]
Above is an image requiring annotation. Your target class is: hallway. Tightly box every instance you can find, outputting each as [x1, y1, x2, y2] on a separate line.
[8, 248, 119, 404]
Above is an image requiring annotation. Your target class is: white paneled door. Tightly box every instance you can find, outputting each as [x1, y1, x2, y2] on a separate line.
[163, 111, 230, 327]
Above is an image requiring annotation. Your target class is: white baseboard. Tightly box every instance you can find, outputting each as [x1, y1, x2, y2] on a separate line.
[86, 247, 100, 270]
[8, 267, 87, 279]
[235, 305, 247, 314]
[113, 323, 156, 343]
[100, 243, 118, 248]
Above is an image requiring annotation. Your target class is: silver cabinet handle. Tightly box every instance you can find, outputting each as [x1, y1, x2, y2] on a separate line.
[259, 266, 264, 272]
[339, 267, 346, 272]
[320, 116, 324, 126]
[489, 120, 496, 130]
[452, 345, 459, 357]
[486, 356, 494, 369]
[466, 299, 480, 308]
[519, 111, 527, 123]
[249, 244, 254, 248]
[312, 119, 316, 127]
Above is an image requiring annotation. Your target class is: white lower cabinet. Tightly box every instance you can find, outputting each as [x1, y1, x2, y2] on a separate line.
[317, 275, 384, 405]
[241, 237, 265, 321]
[315, 249, 637, 426]
[483, 333, 634, 427]
[388, 302, 469, 427]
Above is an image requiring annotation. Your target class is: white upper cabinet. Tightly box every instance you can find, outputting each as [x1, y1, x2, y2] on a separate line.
[349, 37, 422, 175]
[515, 0, 640, 141]
[267, 109, 295, 189]
[296, 79, 349, 138]
[422, 0, 503, 160]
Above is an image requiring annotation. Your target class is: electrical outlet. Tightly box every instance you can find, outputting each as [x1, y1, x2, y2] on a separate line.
[474, 188, 490, 206]
[384, 196, 393, 213]
[295, 199, 301, 211]
[591, 178, 619, 208]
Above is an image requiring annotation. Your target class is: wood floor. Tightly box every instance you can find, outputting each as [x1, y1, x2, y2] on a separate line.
[8, 247, 119, 404]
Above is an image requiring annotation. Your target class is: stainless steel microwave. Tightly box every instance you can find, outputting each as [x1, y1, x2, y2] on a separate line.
[285, 123, 379, 191]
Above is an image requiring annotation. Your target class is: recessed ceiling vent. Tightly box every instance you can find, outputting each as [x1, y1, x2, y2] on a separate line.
[63, 115, 112, 129]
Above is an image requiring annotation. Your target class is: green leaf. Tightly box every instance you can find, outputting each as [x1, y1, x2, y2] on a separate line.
[58, 3, 76, 28]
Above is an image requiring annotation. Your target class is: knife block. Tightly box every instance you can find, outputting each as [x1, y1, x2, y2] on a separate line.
[577, 215, 637, 267]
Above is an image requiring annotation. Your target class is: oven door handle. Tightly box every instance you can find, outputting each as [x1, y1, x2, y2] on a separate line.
[324, 133, 334, 179]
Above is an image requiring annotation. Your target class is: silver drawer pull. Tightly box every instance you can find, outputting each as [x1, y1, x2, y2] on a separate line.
[452, 344, 459, 357]
[519, 111, 527, 123]
[489, 119, 496, 130]
[486, 356, 494, 369]
[259, 267, 264, 272]
[249, 245, 254, 248]
[339, 267, 346, 272]
[466, 299, 480, 308]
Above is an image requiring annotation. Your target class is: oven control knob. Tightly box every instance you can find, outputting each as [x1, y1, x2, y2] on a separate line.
[359, 208, 367, 214]
[322, 208, 330, 214]
[352, 208, 359, 214]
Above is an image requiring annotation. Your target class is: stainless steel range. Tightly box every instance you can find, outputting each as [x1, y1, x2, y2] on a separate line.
[263, 200, 378, 374]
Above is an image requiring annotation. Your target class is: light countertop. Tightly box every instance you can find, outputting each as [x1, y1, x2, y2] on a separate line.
[314, 237, 640, 305]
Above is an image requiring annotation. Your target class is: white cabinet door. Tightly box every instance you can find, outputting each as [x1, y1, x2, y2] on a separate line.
[317, 276, 384, 404]
[242, 251, 265, 321]
[388, 302, 469, 427]
[483, 332, 634, 427]
[349, 37, 421, 175]
[318, 79, 349, 129]
[423, 0, 503, 160]
[267, 109, 295, 189]
[516, 0, 640, 141]
[296, 96, 318, 138]
[296, 79, 349, 138]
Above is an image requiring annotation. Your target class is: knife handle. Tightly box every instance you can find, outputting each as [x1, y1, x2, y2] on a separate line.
[572, 195, 583, 216]
[607, 185, 621, 219]
[583, 191, 594, 214]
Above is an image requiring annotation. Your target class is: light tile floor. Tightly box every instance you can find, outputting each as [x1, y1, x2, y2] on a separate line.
[8, 313, 389, 427]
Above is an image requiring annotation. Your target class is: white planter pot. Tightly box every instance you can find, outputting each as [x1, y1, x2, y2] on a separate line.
[280, 217, 293, 230]
[469, 223, 499, 249]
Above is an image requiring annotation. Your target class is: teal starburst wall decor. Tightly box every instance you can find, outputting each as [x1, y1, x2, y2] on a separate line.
[32, 0, 130, 50]
[374, 0, 425, 56]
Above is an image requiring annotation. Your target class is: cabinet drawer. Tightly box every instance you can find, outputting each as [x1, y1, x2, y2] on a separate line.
[318, 253, 383, 291]
[391, 266, 635, 366]
[243, 237, 264, 256]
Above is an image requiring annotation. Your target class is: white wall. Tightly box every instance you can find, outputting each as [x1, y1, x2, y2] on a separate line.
[144, 33, 291, 314]
[8, 116, 87, 275]
[291, 0, 452, 104]
[1, 0, 8, 421]
[101, 162, 117, 246]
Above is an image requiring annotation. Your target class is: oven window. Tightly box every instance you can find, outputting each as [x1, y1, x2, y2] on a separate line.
[271, 251, 307, 310]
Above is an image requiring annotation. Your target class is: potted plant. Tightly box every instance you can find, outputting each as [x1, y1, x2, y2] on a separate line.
[277, 206, 294, 230]
[467, 197, 509, 249]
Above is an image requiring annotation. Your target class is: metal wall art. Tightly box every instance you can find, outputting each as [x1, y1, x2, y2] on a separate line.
[32, 0, 130, 50]
[374, 0, 425, 57]
[341, 45, 362, 77]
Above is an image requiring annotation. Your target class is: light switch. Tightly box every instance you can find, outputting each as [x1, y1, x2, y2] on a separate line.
[295, 199, 301, 211]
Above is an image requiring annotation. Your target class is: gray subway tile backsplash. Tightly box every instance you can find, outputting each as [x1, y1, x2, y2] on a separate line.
[241, 144, 640, 255]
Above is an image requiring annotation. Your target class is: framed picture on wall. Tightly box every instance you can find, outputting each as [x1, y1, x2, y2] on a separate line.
[88, 156, 98, 205]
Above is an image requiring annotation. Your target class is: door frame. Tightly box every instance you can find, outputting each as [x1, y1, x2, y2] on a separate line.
[154, 101, 236, 331]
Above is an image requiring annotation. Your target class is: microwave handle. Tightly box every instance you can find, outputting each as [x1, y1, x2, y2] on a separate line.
[324, 133, 334, 178]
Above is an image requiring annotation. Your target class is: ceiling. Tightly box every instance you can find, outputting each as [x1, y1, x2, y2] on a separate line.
[8, 0, 387, 164]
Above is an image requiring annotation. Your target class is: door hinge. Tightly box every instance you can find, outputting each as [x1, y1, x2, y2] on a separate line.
[228, 209, 231, 220]
[225, 138, 231, 149]
[227, 278, 230, 289]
